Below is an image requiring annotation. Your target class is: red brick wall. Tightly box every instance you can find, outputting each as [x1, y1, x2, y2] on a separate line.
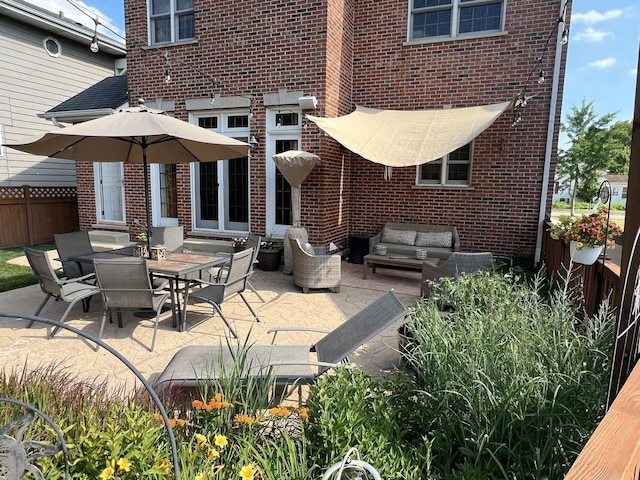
[76, 0, 568, 260]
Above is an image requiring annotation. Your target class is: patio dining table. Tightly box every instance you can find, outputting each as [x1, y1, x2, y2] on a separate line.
[68, 250, 228, 331]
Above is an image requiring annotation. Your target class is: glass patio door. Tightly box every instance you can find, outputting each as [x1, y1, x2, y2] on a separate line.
[265, 109, 300, 237]
[190, 111, 250, 233]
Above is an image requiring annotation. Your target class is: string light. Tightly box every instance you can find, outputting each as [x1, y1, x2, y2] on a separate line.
[512, 1, 568, 127]
[89, 16, 99, 53]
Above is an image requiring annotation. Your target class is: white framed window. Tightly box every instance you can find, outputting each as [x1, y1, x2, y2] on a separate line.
[43, 36, 62, 57]
[149, 0, 195, 45]
[416, 142, 472, 186]
[189, 111, 250, 233]
[409, 0, 505, 41]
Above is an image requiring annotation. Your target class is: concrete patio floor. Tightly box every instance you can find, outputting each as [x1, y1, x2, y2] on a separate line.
[0, 259, 421, 397]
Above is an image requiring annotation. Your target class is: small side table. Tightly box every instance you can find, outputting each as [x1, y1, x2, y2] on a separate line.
[348, 234, 371, 264]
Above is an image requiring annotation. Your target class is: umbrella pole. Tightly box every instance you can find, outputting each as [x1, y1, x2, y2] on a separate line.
[143, 145, 152, 259]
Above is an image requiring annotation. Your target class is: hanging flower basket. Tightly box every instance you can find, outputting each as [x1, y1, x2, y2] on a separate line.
[569, 241, 603, 266]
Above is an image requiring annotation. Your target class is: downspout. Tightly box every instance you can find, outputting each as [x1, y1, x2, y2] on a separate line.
[535, 0, 568, 264]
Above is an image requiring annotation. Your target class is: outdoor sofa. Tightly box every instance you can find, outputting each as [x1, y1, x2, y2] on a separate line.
[369, 222, 460, 260]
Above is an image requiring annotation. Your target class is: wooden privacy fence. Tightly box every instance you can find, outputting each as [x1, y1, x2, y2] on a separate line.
[542, 220, 622, 316]
[0, 186, 78, 248]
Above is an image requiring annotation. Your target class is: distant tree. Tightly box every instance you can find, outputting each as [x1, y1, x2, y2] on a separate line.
[557, 99, 617, 215]
[607, 120, 632, 174]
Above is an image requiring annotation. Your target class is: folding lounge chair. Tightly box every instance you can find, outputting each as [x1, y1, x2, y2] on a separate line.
[154, 290, 407, 399]
[93, 258, 172, 352]
[208, 233, 265, 302]
[54, 230, 96, 278]
[182, 247, 259, 337]
[24, 247, 100, 338]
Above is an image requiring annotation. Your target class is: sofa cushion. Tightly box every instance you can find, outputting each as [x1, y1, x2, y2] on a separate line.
[381, 228, 417, 246]
[415, 231, 453, 248]
[301, 242, 315, 256]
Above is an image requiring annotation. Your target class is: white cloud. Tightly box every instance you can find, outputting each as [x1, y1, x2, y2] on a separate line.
[572, 9, 623, 24]
[632, 68, 639, 76]
[587, 57, 617, 69]
[573, 27, 611, 42]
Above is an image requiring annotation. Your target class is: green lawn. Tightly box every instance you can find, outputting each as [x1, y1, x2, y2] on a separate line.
[0, 245, 55, 293]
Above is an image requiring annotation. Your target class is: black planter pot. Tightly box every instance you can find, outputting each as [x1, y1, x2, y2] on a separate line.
[257, 249, 283, 271]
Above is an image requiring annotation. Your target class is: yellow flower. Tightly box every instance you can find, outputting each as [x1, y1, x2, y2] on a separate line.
[208, 448, 220, 459]
[239, 464, 256, 479]
[195, 433, 208, 446]
[214, 434, 228, 448]
[576, 241, 584, 249]
[195, 473, 205, 480]
[158, 459, 171, 475]
[298, 408, 309, 421]
[116, 458, 131, 472]
[100, 466, 115, 480]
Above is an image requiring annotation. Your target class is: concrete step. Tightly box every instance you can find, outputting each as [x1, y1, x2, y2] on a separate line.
[183, 238, 234, 255]
[89, 230, 136, 252]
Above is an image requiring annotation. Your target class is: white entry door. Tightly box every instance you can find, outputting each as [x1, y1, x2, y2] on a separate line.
[94, 162, 125, 223]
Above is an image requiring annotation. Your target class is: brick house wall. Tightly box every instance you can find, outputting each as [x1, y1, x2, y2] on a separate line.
[76, 0, 568, 260]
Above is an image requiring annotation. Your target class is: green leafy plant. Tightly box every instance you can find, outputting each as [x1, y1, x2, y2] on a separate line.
[402, 269, 613, 479]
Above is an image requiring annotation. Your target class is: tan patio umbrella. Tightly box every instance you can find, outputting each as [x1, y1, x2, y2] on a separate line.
[4, 106, 250, 253]
[272, 150, 320, 274]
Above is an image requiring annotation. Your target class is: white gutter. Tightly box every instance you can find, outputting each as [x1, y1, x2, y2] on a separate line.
[535, 0, 568, 264]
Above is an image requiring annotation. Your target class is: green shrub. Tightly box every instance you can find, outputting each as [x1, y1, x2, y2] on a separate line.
[610, 202, 626, 211]
[403, 270, 613, 479]
[0, 364, 171, 479]
[306, 368, 433, 479]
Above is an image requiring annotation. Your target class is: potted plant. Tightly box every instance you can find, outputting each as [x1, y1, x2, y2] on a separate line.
[549, 206, 623, 265]
[257, 238, 284, 271]
[232, 237, 248, 252]
[134, 228, 149, 258]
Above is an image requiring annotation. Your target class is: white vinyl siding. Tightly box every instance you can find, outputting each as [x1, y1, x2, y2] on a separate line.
[1, 14, 116, 187]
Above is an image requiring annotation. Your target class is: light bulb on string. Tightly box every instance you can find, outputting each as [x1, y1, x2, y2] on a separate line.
[538, 70, 545, 84]
[164, 69, 171, 84]
[90, 36, 99, 53]
[561, 28, 569, 45]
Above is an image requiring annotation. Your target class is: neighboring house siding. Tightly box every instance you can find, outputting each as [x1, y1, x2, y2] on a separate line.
[0, 13, 116, 187]
[75, 0, 567, 259]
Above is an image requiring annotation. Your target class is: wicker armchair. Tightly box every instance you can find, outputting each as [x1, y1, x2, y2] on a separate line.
[421, 252, 493, 297]
[290, 238, 341, 294]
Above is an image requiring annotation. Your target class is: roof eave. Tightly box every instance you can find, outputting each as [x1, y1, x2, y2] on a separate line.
[39, 108, 121, 124]
[0, 0, 126, 56]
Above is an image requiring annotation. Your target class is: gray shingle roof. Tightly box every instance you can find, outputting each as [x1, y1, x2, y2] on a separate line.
[46, 75, 128, 113]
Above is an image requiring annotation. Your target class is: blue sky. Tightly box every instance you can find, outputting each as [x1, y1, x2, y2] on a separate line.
[48, 0, 639, 124]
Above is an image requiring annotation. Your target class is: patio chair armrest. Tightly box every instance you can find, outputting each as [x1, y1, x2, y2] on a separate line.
[60, 272, 95, 284]
[152, 278, 170, 291]
[267, 326, 331, 343]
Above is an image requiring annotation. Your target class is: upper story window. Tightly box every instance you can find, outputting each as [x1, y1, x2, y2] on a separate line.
[417, 142, 472, 186]
[149, 0, 195, 45]
[409, 0, 505, 41]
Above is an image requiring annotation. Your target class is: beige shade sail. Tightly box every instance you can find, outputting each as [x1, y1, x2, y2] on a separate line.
[272, 150, 320, 228]
[307, 100, 513, 167]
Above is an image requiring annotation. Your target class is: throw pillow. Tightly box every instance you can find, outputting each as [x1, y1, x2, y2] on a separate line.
[381, 228, 417, 246]
[415, 231, 453, 248]
[301, 242, 315, 255]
